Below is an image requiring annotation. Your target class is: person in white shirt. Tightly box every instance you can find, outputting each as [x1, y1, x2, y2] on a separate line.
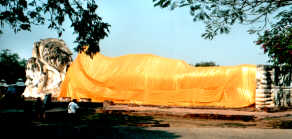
[67, 99, 80, 123]
[68, 99, 79, 114]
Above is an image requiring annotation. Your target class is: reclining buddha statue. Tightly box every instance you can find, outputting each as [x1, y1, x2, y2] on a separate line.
[23, 38, 72, 98]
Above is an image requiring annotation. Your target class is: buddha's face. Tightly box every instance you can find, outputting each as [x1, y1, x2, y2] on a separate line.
[25, 57, 42, 87]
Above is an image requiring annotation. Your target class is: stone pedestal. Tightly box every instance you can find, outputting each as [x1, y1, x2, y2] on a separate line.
[256, 65, 292, 110]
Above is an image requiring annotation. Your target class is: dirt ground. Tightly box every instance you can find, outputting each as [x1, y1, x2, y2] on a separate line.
[99, 104, 292, 129]
[150, 115, 292, 129]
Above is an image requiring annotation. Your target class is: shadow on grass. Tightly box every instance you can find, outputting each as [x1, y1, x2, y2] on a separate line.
[270, 120, 292, 129]
[216, 123, 257, 128]
[0, 109, 180, 138]
[82, 111, 163, 126]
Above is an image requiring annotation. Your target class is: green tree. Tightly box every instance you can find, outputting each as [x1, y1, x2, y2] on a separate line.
[256, 28, 292, 66]
[191, 61, 217, 67]
[0, 49, 26, 84]
[0, 0, 110, 56]
[153, 0, 292, 40]
[255, 15, 292, 86]
[255, 7, 292, 66]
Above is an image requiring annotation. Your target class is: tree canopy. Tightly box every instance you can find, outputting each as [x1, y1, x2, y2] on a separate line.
[0, 0, 110, 56]
[0, 49, 26, 84]
[256, 22, 292, 66]
[190, 61, 217, 67]
[153, 0, 292, 67]
[153, 0, 292, 40]
[2, 0, 292, 66]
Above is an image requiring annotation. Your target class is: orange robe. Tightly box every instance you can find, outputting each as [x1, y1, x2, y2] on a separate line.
[59, 53, 256, 108]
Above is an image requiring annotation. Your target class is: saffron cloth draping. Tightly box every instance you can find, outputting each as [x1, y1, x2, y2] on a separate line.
[59, 53, 256, 108]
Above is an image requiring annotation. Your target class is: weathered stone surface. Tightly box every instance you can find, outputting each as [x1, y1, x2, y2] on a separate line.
[255, 65, 292, 110]
[255, 93, 272, 98]
[23, 38, 72, 98]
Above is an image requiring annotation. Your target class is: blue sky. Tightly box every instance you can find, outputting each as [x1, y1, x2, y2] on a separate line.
[0, 0, 269, 66]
